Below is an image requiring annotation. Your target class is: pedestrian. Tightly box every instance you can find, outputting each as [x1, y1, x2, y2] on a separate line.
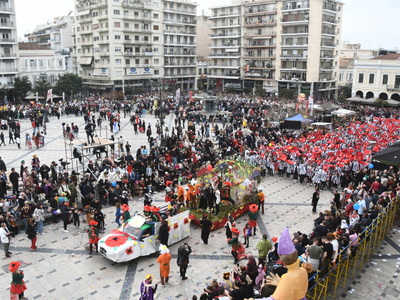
[0, 156, 6, 171]
[71, 204, 80, 228]
[26, 218, 37, 251]
[0, 132, 5, 146]
[9, 129, 14, 144]
[9, 168, 19, 196]
[33, 204, 45, 235]
[200, 214, 212, 244]
[243, 223, 251, 248]
[158, 219, 169, 246]
[0, 222, 12, 257]
[177, 242, 192, 280]
[115, 202, 122, 227]
[139, 274, 157, 300]
[311, 188, 320, 213]
[88, 220, 100, 255]
[15, 136, 21, 149]
[248, 204, 258, 235]
[257, 187, 265, 214]
[60, 201, 70, 233]
[8, 261, 27, 300]
[121, 204, 131, 222]
[256, 234, 273, 264]
[156, 245, 172, 285]
[228, 227, 246, 263]
[224, 215, 235, 240]
[25, 133, 32, 149]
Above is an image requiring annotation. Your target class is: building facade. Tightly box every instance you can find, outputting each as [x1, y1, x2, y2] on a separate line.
[352, 53, 400, 101]
[18, 43, 68, 86]
[74, 0, 197, 94]
[207, 0, 343, 99]
[0, 0, 19, 89]
[24, 15, 74, 74]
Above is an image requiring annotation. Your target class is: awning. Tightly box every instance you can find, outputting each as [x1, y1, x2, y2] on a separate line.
[225, 48, 239, 53]
[76, 10, 90, 17]
[79, 57, 93, 65]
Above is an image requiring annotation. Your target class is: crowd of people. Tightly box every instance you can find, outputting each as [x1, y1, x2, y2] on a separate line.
[0, 93, 399, 299]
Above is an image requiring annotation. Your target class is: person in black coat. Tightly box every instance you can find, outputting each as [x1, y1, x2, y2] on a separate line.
[311, 188, 320, 213]
[177, 242, 192, 280]
[200, 214, 213, 244]
[158, 219, 169, 246]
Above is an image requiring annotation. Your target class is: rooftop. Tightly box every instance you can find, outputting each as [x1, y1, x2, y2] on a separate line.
[18, 42, 50, 50]
[371, 53, 400, 60]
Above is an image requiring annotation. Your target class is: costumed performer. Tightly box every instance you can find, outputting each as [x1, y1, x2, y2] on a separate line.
[9, 261, 27, 300]
[88, 220, 100, 255]
[265, 227, 308, 300]
[156, 245, 172, 285]
[228, 227, 246, 263]
[139, 274, 158, 300]
[248, 204, 258, 235]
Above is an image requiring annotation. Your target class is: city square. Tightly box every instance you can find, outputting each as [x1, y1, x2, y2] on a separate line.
[0, 0, 398, 299]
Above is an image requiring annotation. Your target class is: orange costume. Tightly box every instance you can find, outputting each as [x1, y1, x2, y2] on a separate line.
[156, 247, 172, 285]
[177, 185, 185, 204]
[186, 184, 196, 208]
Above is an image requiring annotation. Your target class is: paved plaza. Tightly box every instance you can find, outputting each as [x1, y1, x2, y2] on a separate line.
[0, 111, 399, 299]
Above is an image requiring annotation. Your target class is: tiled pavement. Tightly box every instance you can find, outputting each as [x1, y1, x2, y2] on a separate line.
[0, 111, 399, 299]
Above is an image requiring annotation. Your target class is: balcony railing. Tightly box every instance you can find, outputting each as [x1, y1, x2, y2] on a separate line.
[164, 30, 196, 35]
[245, 21, 275, 26]
[164, 51, 196, 55]
[164, 18, 196, 24]
[0, 53, 16, 58]
[386, 85, 400, 91]
[281, 54, 308, 58]
[246, 42, 275, 47]
[209, 53, 241, 57]
[0, 38, 15, 43]
[282, 2, 310, 11]
[0, 5, 13, 12]
[0, 21, 14, 27]
[210, 33, 241, 37]
[0, 68, 18, 72]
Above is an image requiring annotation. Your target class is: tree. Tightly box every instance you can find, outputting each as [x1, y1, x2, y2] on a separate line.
[13, 76, 32, 101]
[53, 73, 82, 99]
[33, 75, 51, 98]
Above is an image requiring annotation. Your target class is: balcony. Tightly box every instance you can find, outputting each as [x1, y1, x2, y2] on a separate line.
[281, 43, 308, 48]
[209, 53, 241, 58]
[210, 23, 241, 29]
[0, 68, 18, 73]
[0, 5, 13, 13]
[320, 43, 336, 48]
[0, 21, 14, 28]
[322, 18, 337, 24]
[123, 16, 153, 22]
[0, 38, 16, 43]
[164, 18, 196, 25]
[244, 20, 276, 27]
[164, 41, 195, 46]
[121, 1, 153, 9]
[209, 13, 241, 19]
[208, 65, 240, 69]
[282, 2, 310, 11]
[282, 30, 308, 36]
[76, 0, 108, 11]
[244, 9, 277, 16]
[164, 30, 196, 35]
[0, 53, 16, 58]
[210, 33, 241, 38]
[244, 42, 275, 48]
[164, 50, 196, 56]
[164, 7, 197, 15]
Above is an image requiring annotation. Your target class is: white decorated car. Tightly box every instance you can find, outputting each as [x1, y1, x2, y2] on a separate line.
[99, 208, 190, 263]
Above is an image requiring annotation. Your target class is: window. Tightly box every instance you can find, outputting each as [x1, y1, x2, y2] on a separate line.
[154, 59, 159, 64]
[382, 74, 388, 85]
[144, 59, 149, 64]
[115, 47, 122, 52]
[114, 10, 120, 15]
[154, 70, 159, 75]
[358, 73, 364, 84]
[369, 74, 374, 84]
[153, 25, 159, 30]
[94, 36, 99, 41]
[115, 35, 121, 40]
[114, 22, 120, 27]
[153, 36, 159, 42]
[135, 59, 140, 64]
[153, 13, 158, 19]
[125, 35, 130, 40]
[126, 59, 130, 64]
[116, 71, 122, 76]
[124, 23, 129, 28]
[134, 12, 139, 17]
[135, 36, 139, 41]
[124, 11, 129, 17]
[134, 24, 139, 29]
[30, 60, 36, 68]
[115, 59, 122, 64]
[94, 59, 100, 64]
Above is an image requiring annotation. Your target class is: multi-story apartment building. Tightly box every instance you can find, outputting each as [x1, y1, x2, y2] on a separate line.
[164, 0, 197, 92]
[352, 53, 400, 101]
[208, 0, 242, 91]
[242, 0, 277, 93]
[74, 0, 197, 94]
[0, 0, 19, 89]
[24, 15, 74, 73]
[208, 0, 343, 99]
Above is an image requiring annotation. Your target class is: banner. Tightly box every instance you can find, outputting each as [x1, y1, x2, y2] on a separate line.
[308, 96, 314, 116]
[175, 88, 180, 103]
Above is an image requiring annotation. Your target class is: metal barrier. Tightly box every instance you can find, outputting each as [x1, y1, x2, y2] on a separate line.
[306, 195, 400, 300]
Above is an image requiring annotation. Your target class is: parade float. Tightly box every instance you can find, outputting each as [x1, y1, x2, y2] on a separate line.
[99, 204, 190, 263]
[189, 159, 261, 231]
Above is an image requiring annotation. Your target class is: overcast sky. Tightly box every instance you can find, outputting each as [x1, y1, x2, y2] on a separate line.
[15, 0, 400, 50]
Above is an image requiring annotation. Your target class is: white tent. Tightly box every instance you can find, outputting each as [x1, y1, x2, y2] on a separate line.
[331, 108, 356, 117]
